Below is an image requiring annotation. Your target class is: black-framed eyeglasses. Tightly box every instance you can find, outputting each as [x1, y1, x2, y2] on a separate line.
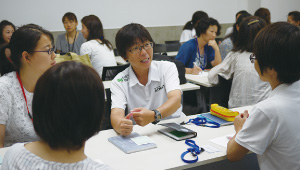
[128, 42, 153, 54]
[250, 54, 256, 63]
[31, 47, 56, 55]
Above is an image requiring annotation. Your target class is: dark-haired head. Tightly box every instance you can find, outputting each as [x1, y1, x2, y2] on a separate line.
[115, 23, 153, 59]
[33, 61, 105, 150]
[232, 16, 266, 52]
[195, 17, 221, 37]
[226, 12, 252, 43]
[253, 22, 300, 84]
[288, 11, 300, 26]
[254, 8, 271, 25]
[183, 11, 208, 30]
[81, 15, 112, 50]
[62, 12, 78, 23]
[236, 10, 250, 20]
[0, 20, 15, 45]
[0, 24, 54, 75]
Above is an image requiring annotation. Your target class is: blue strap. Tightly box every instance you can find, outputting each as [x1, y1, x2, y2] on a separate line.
[181, 139, 204, 163]
[186, 117, 220, 128]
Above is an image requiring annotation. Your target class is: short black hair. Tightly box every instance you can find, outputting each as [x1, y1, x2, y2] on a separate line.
[253, 22, 300, 84]
[32, 61, 105, 150]
[183, 11, 208, 30]
[115, 23, 153, 59]
[62, 12, 78, 23]
[195, 17, 221, 37]
[288, 11, 300, 25]
[236, 10, 249, 19]
[254, 8, 271, 25]
[232, 16, 267, 52]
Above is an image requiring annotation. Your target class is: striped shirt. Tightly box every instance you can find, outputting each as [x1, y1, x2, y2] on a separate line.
[1, 143, 113, 170]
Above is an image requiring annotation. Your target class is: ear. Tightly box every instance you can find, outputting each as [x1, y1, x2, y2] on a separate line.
[236, 24, 239, 31]
[21, 51, 31, 64]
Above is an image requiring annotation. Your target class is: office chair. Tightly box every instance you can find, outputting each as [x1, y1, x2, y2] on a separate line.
[102, 63, 130, 81]
[153, 43, 167, 55]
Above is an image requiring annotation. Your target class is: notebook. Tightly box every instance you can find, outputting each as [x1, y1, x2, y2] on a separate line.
[108, 132, 157, 154]
[198, 112, 233, 126]
[158, 123, 197, 141]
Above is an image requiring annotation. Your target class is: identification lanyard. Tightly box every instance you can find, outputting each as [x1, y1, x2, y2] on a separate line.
[181, 139, 204, 163]
[67, 32, 77, 52]
[194, 38, 206, 70]
[16, 72, 33, 122]
[182, 117, 220, 128]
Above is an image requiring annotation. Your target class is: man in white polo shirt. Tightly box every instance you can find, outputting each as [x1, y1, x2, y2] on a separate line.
[110, 23, 183, 136]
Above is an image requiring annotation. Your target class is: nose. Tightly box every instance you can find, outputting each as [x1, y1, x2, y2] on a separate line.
[139, 47, 147, 56]
[51, 52, 56, 59]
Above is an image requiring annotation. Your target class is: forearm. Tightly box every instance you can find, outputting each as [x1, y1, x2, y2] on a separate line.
[0, 124, 6, 148]
[110, 108, 125, 134]
[156, 90, 181, 119]
[227, 131, 249, 161]
[185, 68, 193, 74]
[211, 48, 222, 67]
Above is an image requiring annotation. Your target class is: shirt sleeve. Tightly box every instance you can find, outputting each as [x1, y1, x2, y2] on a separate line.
[163, 62, 182, 94]
[80, 42, 91, 56]
[219, 38, 233, 60]
[110, 79, 127, 110]
[235, 106, 276, 155]
[176, 42, 194, 68]
[0, 83, 11, 124]
[55, 34, 62, 51]
[207, 52, 235, 85]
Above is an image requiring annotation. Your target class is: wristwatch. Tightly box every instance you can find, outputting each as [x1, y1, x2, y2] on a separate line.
[152, 109, 162, 124]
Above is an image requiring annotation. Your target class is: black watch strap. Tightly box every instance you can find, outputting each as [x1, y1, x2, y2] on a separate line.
[152, 109, 162, 124]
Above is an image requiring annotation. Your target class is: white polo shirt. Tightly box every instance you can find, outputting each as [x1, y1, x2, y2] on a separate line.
[236, 80, 300, 170]
[111, 60, 183, 121]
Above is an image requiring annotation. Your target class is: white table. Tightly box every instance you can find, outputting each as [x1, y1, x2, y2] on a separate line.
[115, 56, 128, 65]
[103, 81, 200, 92]
[167, 51, 178, 56]
[185, 74, 213, 87]
[0, 106, 252, 170]
[85, 106, 252, 170]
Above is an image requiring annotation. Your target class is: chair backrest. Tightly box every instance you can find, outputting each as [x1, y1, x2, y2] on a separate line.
[153, 43, 167, 55]
[113, 48, 119, 56]
[165, 43, 181, 52]
[165, 40, 180, 44]
[102, 64, 130, 81]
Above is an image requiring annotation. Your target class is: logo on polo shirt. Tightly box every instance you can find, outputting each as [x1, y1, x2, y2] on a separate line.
[154, 85, 165, 92]
[117, 74, 129, 82]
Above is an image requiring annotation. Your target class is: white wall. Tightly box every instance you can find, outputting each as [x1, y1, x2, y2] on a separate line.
[0, 0, 298, 31]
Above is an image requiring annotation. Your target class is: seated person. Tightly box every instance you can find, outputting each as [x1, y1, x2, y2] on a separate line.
[208, 16, 271, 108]
[179, 11, 208, 43]
[287, 11, 300, 26]
[110, 23, 183, 136]
[227, 22, 300, 170]
[2, 61, 113, 169]
[176, 17, 222, 75]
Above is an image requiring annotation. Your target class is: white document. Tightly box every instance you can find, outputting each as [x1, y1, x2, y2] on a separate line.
[131, 136, 155, 145]
[201, 145, 220, 153]
[198, 71, 208, 77]
[209, 134, 234, 148]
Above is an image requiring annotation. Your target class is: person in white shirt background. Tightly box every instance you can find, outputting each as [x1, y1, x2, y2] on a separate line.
[179, 11, 208, 44]
[80, 15, 116, 77]
[110, 23, 183, 136]
[227, 22, 300, 170]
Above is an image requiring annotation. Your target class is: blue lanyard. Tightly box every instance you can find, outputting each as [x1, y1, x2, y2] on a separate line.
[195, 38, 206, 70]
[181, 139, 204, 163]
[184, 117, 220, 128]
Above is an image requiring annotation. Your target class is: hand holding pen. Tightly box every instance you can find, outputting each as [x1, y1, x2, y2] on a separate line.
[192, 62, 202, 75]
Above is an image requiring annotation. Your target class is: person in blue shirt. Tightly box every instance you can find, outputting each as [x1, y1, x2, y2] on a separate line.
[176, 17, 222, 74]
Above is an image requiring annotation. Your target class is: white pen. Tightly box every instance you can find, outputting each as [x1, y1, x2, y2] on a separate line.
[193, 62, 202, 74]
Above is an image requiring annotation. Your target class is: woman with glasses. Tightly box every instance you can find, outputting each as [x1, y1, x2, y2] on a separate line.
[110, 23, 183, 136]
[2, 61, 113, 169]
[0, 24, 56, 147]
[176, 17, 222, 75]
[55, 12, 85, 55]
[208, 16, 271, 108]
[80, 15, 116, 77]
[227, 22, 300, 170]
